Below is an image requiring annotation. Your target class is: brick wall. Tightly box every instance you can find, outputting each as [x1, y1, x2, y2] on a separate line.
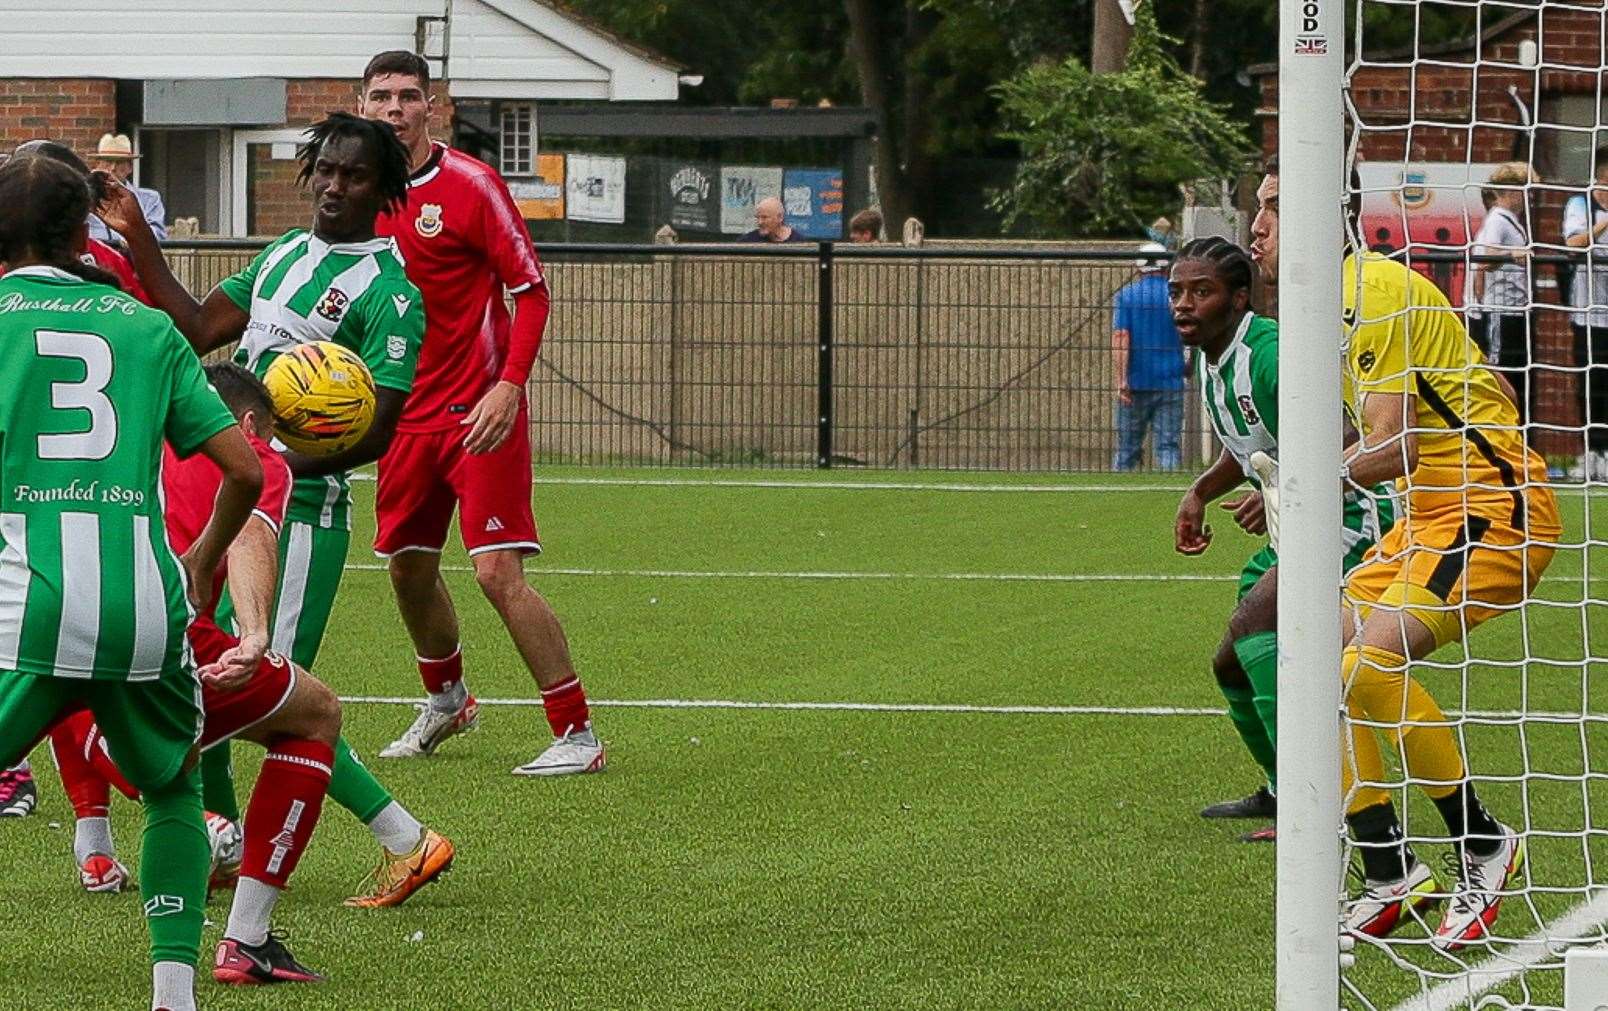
[248, 78, 459, 236]
[1253, 8, 1607, 456]
[0, 79, 115, 154]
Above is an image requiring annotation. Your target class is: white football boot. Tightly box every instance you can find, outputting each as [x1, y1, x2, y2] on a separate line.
[1343, 859, 1442, 940]
[379, 696, 480, 758]
[512, 727, 606, 777]
[1433, 825, 1524, 953]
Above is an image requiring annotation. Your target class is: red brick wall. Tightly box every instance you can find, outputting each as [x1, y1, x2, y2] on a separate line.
[0, 79, 116, 156]
[249, 77, 458, 236]
[1254, 9, 1607, 456]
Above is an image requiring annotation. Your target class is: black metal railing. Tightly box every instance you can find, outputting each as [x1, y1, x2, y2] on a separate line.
[161, 239, 1204, 472]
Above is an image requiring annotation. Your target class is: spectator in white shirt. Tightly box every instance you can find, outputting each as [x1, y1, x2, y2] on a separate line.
[1563, 148, 1608, 476]
[1468, 161, 1538, 444]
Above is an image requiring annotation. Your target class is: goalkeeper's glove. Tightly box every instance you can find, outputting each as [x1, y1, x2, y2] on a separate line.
[1250, 451, 1279, 551]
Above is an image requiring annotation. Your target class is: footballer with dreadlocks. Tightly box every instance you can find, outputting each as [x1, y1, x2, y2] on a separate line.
[98, 112, 460, 917]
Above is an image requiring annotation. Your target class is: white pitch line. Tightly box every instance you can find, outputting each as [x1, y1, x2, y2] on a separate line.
[1386, 892, 1608, 1011]
[338, 695, 1225, 716]
[341, 562, 1608, 592]
[336, 696, 1589, 722]
[527, 476, 1189, 493]
[342, 563, 1233, 584]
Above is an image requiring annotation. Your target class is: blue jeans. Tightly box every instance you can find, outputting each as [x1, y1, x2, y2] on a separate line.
[1113, 389, 1184, 471]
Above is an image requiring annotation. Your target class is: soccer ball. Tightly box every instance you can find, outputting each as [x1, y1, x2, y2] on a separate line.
[262, 341, 378, 456]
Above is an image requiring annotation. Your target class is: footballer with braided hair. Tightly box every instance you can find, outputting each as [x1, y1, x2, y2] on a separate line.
[1171, 236, 1394, 843]
[95, 114, 461, 916]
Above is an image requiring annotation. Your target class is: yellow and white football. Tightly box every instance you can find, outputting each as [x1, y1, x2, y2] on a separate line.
[261, 341, 378, 457]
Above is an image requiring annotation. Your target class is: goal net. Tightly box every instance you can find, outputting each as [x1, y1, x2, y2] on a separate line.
[1296, 2, 1608, 1009]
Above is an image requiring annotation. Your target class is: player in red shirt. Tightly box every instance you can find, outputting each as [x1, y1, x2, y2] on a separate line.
[44, 366, 455, 916]
[358, 50, 603, 775]
[44, 364, 336, 982]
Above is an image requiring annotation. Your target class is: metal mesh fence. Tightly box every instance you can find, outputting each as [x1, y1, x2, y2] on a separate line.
[164, 240, 1214, 472]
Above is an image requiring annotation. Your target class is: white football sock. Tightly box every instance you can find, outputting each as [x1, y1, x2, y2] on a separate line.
[224, 877, 280, 947]
[151, 961, 195, 1011]
[367, 800, 425, 854]
[74, 817, 115, 864]
[428, 679, 468, 714]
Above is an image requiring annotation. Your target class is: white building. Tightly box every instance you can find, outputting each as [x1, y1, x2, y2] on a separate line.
[0, 0, 684, 235]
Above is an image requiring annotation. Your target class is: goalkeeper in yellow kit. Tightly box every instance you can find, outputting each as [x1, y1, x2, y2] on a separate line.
[1251, 160, 1560, 952]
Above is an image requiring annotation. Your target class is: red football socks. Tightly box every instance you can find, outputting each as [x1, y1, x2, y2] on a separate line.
[418, 647, 464, 696]
[541, 676, 591, 737]
[240, 739, 334, 889]
[48, 711, 136, 817]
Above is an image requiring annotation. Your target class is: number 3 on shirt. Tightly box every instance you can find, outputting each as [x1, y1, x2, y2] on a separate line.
[35, 329, 116, 461]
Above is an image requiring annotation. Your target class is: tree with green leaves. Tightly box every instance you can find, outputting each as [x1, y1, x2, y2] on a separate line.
[989, 6, 1254, 238]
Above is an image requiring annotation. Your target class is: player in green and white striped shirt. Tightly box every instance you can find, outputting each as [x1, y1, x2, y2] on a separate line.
[101, 113, 447, 884]
[105, 112, 424, 670]
[1170, 237, 1394, 840]
[0, 154, 263, 1011]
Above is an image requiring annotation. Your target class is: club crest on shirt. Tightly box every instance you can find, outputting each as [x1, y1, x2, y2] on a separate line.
[1237, 394, 1261, 426]
[1358, 350, 1377, 374]
[416, 203, 444, 239]
[315, 287, 349, 323]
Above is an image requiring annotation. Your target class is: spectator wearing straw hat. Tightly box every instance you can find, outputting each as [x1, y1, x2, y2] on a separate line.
[87, 132, 166, 243]
[1112, 242, 1186, 471]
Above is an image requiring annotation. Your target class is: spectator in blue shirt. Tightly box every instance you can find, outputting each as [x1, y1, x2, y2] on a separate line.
[1112, 243, 1187, 470]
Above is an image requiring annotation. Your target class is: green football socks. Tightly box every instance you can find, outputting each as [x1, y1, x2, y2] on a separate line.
[1233, 631, 1279, 794]
[140, 766, 209, 967]
[328, 735, 394, 824]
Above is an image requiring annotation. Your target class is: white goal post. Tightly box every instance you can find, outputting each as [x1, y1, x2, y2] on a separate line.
[1279, 2, 1608, 1009]
[1275, 0, 1347, 1008]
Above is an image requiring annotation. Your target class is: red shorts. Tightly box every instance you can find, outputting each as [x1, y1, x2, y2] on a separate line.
[188, 619, 297, 751]
[373, 406, 540, 558]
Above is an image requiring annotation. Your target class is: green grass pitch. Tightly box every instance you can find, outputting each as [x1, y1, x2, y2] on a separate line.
[3, 467, 1607, 1009]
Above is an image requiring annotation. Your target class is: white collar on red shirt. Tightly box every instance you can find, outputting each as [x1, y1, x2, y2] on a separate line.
[409, 142, 449, 188]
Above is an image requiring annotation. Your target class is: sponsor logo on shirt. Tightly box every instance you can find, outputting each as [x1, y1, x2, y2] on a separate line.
[387, 334, 407, 360]
[416, 202, 444, 239]
[391, 293, 411, 317]
[1238, 395, 1261, 426]
[315, 288, 350, 323]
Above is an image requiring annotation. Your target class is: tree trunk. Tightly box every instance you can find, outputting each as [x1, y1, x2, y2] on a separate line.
[844, 0, 913, 230]
[1091, 0, 1133, 74]
[1188, 0, 1209, 79]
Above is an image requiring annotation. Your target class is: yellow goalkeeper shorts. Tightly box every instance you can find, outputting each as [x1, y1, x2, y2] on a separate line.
[1344, 489, 1559, 649]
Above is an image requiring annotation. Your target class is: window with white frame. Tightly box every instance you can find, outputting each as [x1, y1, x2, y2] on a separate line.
[500, 103, 535, 176]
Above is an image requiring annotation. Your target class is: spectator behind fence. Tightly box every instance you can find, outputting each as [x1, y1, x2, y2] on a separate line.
[88, 133, 166, 244]
[1112, 242, 1186, 471]
[739, 197, 805, 243]
[1467, 161, 1539, 445]
[848, 207, 882, 243]
[1563, 147, 1608, 478]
